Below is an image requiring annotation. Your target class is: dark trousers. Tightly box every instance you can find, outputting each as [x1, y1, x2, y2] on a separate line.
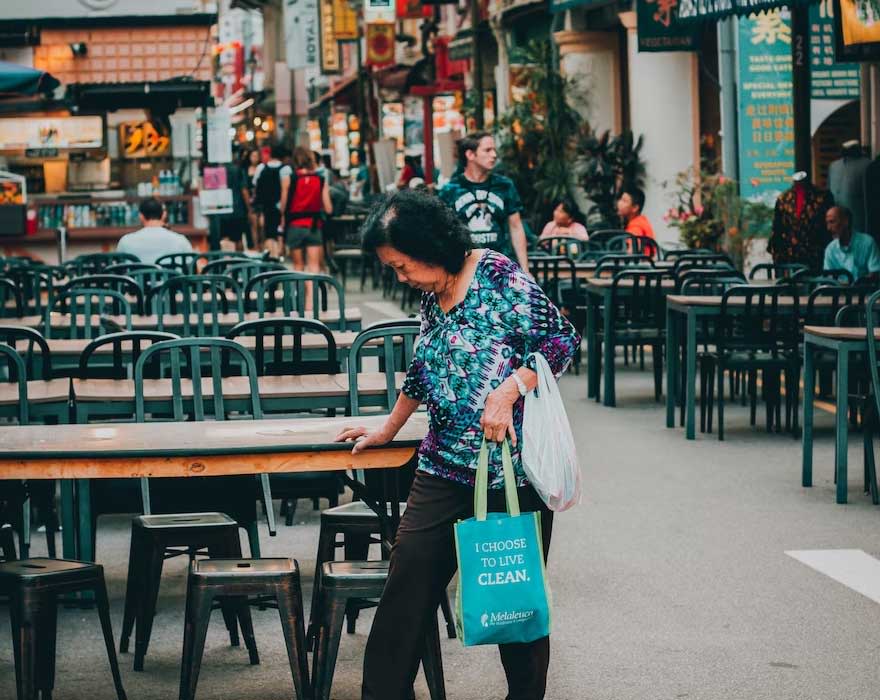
[362, 471, 553, 700]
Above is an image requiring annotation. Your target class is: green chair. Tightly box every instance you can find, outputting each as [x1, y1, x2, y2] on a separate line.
[246, 270, 352, 331]
[223, 260, 286, 290]
[155, 252, 203, 275]
[2, 266, 54, 317]
[0, 279, 23, 318]
[860, 290, 880, 503]
[748, 262, 810, 281]
[104, 263, 181, 311]
[148, 274, 243, 336]
[595, 254, 654, 278]
[46, 288, 133, 339]
[0, 345, 31, 559]
[61, 274, 145, 315]
[133, 337, 276, 556]
[536, 236, 587, 259]
[65, 252, 139, 277]
[347, 323, 419, 414]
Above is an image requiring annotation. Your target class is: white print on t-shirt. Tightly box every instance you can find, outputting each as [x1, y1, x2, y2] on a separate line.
[453, 189, 506, 243]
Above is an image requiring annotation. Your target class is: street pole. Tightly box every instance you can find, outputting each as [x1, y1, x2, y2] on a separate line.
[470, 0, 484, 130]
[790, 4, 811, 176]
[717, 18, 739, 183]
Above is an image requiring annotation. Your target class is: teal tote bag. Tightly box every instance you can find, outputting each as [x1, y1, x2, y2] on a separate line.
[453, 439, 552, 646]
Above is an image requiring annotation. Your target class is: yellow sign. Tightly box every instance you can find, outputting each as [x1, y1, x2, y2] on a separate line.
[333, 0, 359, 40]
[318, 0, 341, 73]
[119, 121, 170, 158]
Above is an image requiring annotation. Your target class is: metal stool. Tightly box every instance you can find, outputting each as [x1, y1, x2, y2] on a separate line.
[0, 558, 127, 700]
[119, 512, 249, 672]
[312, 560, 446, 700]
[179, 557, 310, 700]
[307, 501, 456, 646]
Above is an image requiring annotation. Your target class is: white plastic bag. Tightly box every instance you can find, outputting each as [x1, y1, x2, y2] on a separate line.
[521, 353, 581, 511]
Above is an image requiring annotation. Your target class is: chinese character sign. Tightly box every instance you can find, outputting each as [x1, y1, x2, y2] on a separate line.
[637, 0, 701, 52]
[809, 0, 860, 98]
[737, 10, 795, 202]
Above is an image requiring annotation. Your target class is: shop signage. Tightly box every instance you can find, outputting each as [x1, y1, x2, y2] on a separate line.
[0, 116, 103, 152]
[333, 0, 359, 39]
[119, 121, 171, 159]
[737, 10, 795, 202]
[318, 0, 342, 73]
[24, 148, 59, 158]
[365, 0, 397, 21]
[834, 0, 880, 61]
[366, 22, 396, 67]
[637, 0, 701, 51]
[810, 0, 860, 97]
[284, 0, 319, 70]
[397, 0, 430, 17]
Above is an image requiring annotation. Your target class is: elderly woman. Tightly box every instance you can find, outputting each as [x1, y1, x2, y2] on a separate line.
[337, 189, 580, 700]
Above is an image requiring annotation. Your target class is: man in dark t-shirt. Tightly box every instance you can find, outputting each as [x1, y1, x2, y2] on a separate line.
[438, 132, 529, 270]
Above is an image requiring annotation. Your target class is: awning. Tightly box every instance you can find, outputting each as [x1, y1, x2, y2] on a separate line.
[66, 80, 211, 113]
[307, 74, 359, 112]
[0, 61, 59, 97]
[677, 0, 817, 21]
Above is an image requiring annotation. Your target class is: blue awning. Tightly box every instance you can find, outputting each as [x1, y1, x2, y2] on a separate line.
[0, 61, 60, 97]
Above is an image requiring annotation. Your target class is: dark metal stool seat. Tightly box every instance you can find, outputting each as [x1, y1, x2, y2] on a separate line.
[312, 560, 446, 700]
[0, 557, 127, 700]
[180, 557, 310, 700]
[119, 512, 249, 672]
[307, 500, 456, 646]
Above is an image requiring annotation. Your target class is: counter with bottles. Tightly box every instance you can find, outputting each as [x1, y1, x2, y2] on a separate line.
[0, 193, 207, 264]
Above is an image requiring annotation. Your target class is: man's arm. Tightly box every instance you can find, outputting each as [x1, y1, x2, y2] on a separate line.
[278, 174, 290, 235]
[507, 212, 530, 271]
[322, 177, 333, 215]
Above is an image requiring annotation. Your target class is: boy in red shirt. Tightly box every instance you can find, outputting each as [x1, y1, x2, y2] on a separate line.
[617, 186, 655, 239]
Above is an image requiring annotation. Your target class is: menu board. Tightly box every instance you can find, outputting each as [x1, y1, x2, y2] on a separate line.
[810, 0, 860, 99]
[0, 116, 103, 152]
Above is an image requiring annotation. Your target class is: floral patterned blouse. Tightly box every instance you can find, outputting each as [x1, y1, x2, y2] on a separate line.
[402, 250, 580, 488]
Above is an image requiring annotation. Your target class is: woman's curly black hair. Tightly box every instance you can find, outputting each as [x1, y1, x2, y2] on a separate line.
[360, 189, 473, 274]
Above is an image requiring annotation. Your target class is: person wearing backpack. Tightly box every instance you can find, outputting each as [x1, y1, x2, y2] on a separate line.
[280, 147, 332, 279]
[253, 144, 289, 257]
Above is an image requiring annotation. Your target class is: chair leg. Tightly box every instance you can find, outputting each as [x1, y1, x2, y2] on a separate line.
[92, 576, 127, 700]
[120, 525, 144, 653]
[313, 596, 347, 700]
[245, 522, 261, 558]
[421, 613, 447, 700]
[749, 370, 758, 426]
[439, 592, 456, 639]
[652, 343, 662, 402]
[34, 591, 58, 698]
[219, 601, 241, 647]
[717, 362, 725, 441]
[234, 597, 259, 665]
[308, 525, 337, 650]
[707, 361, 716, 435]
[275, 582, 310, 700]
[699, 359, 707, 434]
[19, 496, 31, 559]
[133, 537, 164, 672]
[10, 590, 39, 700]
[179, 585, 215, 700]
[343, 533, 371, 634]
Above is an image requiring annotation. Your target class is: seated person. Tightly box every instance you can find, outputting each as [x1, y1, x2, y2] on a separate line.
[617, 186, 655, 239]
[117, 198, 193, 265]
[540, 198, 589, 241]
[823, 205, 880, 282]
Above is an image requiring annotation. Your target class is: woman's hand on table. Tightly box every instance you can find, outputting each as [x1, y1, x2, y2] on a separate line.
[481, 380, 520, 445]
[335, 425, 392, 455]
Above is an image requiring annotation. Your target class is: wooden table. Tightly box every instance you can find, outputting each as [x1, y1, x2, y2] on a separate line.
[801, 325, 878, 504]
[585, 277, 675, 406]
[0, 413, 427, 563]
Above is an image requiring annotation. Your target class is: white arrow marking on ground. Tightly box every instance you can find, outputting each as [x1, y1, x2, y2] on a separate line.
[786, 549, 880, 604]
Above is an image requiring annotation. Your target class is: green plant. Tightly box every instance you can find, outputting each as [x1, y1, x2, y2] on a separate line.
[577, 130, 646, 228]
[495, 39, 586, 227]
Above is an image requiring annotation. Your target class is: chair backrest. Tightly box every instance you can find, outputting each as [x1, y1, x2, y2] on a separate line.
[78, 330, 179, 380]
[347, 324, 420, 415]
[718, 284, 801, 354]
[678, 269, 746, 296]
[528, 256, 579, 309]
[630, 235, 659, 258]
[65, 252, 139, 277]
[2, 267, 54, 316]
[663, 248, 715, 261]
[805, 284, 874, 326]
[595, 254, 654, 277]
[47, 288, 133, 339]
[61, 274, 145, 315]
[363, 318, 421, 332]
[748, 262, 809, 280]
[245, 271, 348, 329]
[194, 251, 250, 274]
[610, 269, 671, 329]
[148, 274, 243, 336]
[0, 279, 23, 318]
[155, 252, 203, 275]
[817, 268, 855, 286]
[672, 254, 735, 277]
[226, 318, 339, 375]
[0, 326, 52, 380]
[224, 260, 286, 290]
[605, 233, 637, 252]
[536, 237, 587, 259]
[587, 229, 630, 247]
[104, 263, 180, 306]
[865, 290, 880, 421]
[134, 337, 263, 423]
[0, 344, 28, 424]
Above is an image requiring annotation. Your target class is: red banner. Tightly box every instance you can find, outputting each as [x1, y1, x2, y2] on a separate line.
[396, 0, 432, 17]
[366, 22, 396, 67]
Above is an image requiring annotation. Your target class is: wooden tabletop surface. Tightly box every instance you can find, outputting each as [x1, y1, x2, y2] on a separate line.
[803, 325, 880, 340]
[588, 278, 677, 290]
[666, 294, 840, 308]
[0, 413, 428, 478]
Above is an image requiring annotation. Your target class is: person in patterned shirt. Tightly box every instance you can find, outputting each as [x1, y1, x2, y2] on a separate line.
[337, 189, 580, 700]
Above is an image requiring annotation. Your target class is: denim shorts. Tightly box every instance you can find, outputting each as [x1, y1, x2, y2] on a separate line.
[285, 226, 322, 249]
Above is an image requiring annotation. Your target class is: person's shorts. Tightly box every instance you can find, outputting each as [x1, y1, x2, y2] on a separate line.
[263, 209, 282, 240]
[286, 226, 323, 249]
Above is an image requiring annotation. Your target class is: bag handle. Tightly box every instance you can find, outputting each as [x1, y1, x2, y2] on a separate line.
[475, 438, 521, 521]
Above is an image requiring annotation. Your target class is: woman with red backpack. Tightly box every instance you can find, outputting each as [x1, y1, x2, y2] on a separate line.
[280, 147, 332, 276]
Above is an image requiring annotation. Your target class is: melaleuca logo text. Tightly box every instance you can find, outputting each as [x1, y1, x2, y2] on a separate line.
[482, 610, 535, 627]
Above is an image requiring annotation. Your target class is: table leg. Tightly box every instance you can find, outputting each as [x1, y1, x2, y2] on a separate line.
[666, 306, 678, 428]
[60, 479, 77, 559]
[586, 294, 598, 399]
[836, 348, 850, 504]
[602, 291, 616, 407]
[801, 342, 815, 488]
[76, 479, 94, 562]
[685, 310, 698, 440]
